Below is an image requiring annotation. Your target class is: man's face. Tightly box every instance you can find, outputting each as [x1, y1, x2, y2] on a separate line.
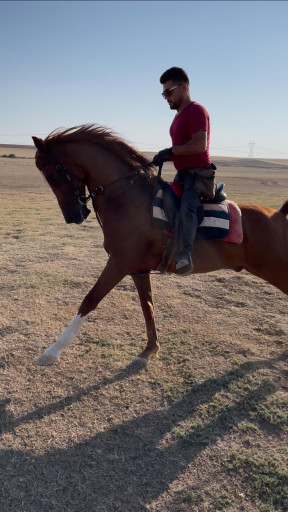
[162, 80, 185, 110]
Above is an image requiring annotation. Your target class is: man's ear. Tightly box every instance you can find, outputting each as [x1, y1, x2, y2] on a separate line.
[32, 136, 45, 153]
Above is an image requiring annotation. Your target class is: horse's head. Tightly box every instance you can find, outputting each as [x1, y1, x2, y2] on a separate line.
[32, 136, 91, 224]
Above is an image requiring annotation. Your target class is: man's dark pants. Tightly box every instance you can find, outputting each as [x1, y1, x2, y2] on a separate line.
[174, 165, 216, 255]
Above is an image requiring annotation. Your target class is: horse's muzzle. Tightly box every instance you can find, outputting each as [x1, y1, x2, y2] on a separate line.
[64, 205, 91, 224]
[82, 205, 91, 220]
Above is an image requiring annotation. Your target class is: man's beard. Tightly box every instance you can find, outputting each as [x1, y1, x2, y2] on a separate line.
[168, 100, 178, 110]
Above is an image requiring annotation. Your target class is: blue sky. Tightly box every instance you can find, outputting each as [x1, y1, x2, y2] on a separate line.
[1, 1, 287, 158]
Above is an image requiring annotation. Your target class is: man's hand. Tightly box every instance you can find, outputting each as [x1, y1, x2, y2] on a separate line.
[152, 147, 173, 166]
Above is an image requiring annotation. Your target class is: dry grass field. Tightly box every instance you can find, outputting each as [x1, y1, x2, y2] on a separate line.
[1, 151, 288, 512]
[0, 144, 35, 159]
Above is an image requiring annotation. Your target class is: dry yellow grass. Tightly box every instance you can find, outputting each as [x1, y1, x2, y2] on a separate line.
[0, 155, 287, 511]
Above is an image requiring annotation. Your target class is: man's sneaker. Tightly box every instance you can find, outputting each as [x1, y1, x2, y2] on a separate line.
[175, 249, 194, 276]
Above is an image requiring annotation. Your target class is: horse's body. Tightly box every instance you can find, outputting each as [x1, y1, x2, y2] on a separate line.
[32, 125, 288, 366]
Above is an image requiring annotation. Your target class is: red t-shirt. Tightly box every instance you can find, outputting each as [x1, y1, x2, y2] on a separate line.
[169, 101, 211, 170]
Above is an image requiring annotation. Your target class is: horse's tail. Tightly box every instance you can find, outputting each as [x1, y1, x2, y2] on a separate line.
[279, 199, 288, 215]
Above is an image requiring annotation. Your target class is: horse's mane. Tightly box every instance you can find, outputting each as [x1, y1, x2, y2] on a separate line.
[44, 124, 155, 179]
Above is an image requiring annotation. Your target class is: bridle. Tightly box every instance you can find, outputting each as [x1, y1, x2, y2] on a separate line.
[45, 146, 144, 224]
[54, 162, 142, 205]
[53, 161, 105, 206]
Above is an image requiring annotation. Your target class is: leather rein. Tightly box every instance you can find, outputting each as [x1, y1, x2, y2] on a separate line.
[57, 164, 141, 208]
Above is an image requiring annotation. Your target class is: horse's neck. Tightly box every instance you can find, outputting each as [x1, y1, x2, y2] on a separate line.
[58, 140, 153, 205]
[80, 143, 134, 187]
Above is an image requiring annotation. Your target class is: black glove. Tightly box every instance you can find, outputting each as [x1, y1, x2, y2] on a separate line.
[152, 147, 173, 166]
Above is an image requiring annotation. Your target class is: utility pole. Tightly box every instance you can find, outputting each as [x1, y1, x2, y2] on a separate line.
[248, 141, 255, 158]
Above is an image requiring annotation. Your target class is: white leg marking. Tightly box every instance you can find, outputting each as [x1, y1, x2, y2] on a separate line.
[35, 314, 86, 366]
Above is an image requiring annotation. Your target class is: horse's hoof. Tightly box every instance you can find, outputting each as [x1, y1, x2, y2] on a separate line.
[132, 356, 149, 366]
[35, 353, 59, 366]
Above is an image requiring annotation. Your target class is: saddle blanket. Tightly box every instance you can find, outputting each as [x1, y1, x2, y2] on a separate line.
[153, 187, 243, 244]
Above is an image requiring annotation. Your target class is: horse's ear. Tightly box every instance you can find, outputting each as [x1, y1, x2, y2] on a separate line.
[32, 136, 45, 153]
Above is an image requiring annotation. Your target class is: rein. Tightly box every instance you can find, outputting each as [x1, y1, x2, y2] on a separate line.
[79, 171, 141, 208]
[55, 164, 141, 207]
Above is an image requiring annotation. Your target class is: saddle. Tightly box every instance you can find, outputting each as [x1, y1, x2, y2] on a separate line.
[152, 181, 243, 272]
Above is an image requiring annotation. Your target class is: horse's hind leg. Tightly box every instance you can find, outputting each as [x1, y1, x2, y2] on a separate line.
[260, 264, 288, 296]
[246, 211, 288, 296]
[131, 273, 160, 363]
[36, 257, 128, 366]
[248, 258, 288, 296]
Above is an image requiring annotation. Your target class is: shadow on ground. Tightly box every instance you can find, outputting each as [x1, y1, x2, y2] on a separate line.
[1, 353, 286, 512]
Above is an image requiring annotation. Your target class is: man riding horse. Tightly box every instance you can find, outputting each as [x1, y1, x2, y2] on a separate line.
[153, 67, 216, 276]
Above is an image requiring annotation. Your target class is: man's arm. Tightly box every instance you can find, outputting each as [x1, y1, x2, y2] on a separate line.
[152, 131, 207, 166]
[172, 130, 207, 156]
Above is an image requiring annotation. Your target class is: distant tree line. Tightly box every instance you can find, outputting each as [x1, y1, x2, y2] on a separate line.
[1, 153, 16, 158]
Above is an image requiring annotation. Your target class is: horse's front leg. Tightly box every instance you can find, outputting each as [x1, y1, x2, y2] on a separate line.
[131, 273, 160, 364]
[36, 257, 128, 366]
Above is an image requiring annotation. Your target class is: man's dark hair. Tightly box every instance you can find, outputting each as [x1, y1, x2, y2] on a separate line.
[160, 67, 189, 85]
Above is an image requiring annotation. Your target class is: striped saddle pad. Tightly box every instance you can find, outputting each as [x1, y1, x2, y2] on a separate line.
[153, 183, 243, 243]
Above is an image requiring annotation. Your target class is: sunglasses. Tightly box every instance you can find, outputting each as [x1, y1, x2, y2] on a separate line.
[162, 83, 182, 98]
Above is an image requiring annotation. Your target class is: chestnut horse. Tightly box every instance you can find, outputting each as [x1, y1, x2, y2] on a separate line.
[32, 124, 288, 367]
